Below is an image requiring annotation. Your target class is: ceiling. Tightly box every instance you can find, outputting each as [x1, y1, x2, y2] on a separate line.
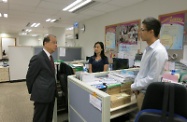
[0, 0, 145, 36]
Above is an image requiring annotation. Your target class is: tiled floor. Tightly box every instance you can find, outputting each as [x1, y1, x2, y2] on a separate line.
[0, 79, 137, 122]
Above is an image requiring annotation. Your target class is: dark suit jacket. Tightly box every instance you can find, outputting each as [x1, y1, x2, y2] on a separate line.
[26, 50, 56, 103]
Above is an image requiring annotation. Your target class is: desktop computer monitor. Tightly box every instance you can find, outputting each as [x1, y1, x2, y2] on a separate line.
[112, 58, 129, 70]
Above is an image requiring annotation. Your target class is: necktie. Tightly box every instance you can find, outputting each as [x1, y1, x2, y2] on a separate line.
[50, 55, 55, 70]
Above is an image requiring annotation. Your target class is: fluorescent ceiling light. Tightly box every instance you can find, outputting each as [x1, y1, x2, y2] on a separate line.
[0, 13, 8, 18]
[66, 27, 74, 30]
[46, 19, 51, 22]
[63, 0, 82, 11]
[31, 23, 40, 27]
[32, 34, 38, 37]
[46, 18, 56, 22]
[35, 23, 40, 27]
[50, 19, 56, 22]
[21, 32, 27, 35]
[26, 29, 32, 32]
[69, 0, 92, 12]
[31, 23, 36, 27]
[1, 0, 8, 3]
[4, 13, 8, 18]
[2, 0, 8, 2]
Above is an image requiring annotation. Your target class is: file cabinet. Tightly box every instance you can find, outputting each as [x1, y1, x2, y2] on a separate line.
[0, 66, 9, 82]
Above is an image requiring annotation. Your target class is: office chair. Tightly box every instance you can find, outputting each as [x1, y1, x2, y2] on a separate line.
[135, 82, 187, 122]
[58, 62, 74, 111]
[86, 56, 90, 61]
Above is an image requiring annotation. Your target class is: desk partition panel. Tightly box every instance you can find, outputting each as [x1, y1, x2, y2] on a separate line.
[68, 76, 110, 122]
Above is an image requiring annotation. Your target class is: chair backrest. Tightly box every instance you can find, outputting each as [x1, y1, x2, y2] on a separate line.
[57, 62, 74, 92]
[59, 62, 74, 75]
[141, 82, 187, 118]
[86, 56, 90, 61]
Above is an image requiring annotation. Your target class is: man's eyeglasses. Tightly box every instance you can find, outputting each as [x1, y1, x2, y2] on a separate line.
[49, 41, 57, 44]
[140, 28, 147, 32]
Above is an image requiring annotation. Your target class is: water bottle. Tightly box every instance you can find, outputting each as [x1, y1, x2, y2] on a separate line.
[83, 66, 88, 72]
[109, 63, 113, 71]
[171, 70, 175, 75]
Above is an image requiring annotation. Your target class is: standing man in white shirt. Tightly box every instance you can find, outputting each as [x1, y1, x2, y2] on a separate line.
[131, 17, 168, 110]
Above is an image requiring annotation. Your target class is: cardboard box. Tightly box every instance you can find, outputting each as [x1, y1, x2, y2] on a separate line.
[110, 93, 131, 108]
[121, 81, 133, 92]
[106, 84, 121, 95]
[123, 88, 131, 95]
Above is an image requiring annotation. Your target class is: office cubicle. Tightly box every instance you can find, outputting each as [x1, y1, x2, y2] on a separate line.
[68, 72, 110, 122]
[9, 46, 82, 81]
[68, 69, 139, 122]
[34, 47, 81, 61]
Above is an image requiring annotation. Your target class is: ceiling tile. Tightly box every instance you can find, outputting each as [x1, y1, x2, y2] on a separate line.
[0, 0, 150, 36]
[0, 3, 8, 9]
[80, 9, 106, 16]
[108, 0, 144, 7]
[8, 0, 41, 7]
[9, 4, 36, 12]
[95, 0, 112, 2]
[34, 7, 59, 15]
[90, 3, 120, 12]
[38, 1, 64, 10]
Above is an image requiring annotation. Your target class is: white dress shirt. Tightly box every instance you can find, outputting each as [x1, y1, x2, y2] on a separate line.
[131, 39, 168, 91]
[43, 48, 51, 59]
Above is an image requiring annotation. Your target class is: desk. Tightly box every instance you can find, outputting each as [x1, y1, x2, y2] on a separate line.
[0, 66, 9, 82]
[68, 69, 138, 122]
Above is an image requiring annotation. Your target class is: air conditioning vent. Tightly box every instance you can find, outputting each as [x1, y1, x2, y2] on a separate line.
[26, 22, 30, 27]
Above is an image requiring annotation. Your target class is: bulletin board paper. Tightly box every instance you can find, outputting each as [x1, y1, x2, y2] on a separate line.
[159, 11, 186, 50]
[105, 20, 140, 51]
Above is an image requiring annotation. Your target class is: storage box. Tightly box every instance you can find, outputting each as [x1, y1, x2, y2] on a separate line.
[123, 88, 131, 95]
[110, 93, 131, 108]
[121, 81, 133, 92]
[106, 84, 121, 95]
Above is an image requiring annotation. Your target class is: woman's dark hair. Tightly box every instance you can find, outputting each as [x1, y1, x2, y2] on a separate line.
[142, 17, 161, 37]
[93, 41, 106, 59]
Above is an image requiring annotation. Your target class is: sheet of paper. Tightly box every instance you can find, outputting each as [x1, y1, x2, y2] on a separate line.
[89, 94, 102, 111]
[59, 47, 66, 56]
[183, 45, 187, 61]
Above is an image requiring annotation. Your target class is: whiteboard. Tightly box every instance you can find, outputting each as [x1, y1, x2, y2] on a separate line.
[9, 46, 34, 80]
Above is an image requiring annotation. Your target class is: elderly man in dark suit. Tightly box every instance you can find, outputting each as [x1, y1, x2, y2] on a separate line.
[26, 34, 57, 122]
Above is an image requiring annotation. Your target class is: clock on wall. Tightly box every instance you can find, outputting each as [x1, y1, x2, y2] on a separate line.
[80, 24, 85, 32]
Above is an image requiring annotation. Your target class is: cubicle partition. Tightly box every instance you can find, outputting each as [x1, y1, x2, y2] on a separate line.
[68, 73, 110, 122]
[68, 69, 138, 122]
[59, 47, 81, 61]
[9, 46, 82, 81]
[9, 46, 34, 81]
[34, 46, 58, 60]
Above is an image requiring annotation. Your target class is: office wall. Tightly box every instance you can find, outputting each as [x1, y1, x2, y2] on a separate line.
[0, 33, 18, 59]
[18, 36, 43, 46]
[48, 27, 66, 46]
[17, 27, 66, 46]
[78, 0, 187, 59]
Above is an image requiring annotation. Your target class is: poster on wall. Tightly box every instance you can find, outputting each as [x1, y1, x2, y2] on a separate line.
[105, 26, 116, 49]
[159, 12, 185, 50]
[118, 44, 138, 58]
[105, 20, 140, 51]
[116, 20, 140, 45]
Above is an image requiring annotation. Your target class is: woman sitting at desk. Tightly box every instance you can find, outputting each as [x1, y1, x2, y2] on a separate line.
[89, 42, 109, 73]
